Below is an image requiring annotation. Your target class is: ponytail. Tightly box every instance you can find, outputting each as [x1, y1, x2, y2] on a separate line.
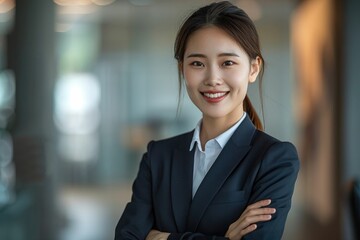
[244, 95, 263, 131]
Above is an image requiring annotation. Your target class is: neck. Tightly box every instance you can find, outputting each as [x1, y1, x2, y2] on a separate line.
[200, 112, 244, 149]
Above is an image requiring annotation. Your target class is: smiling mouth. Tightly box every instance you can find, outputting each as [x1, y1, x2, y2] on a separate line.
[201, 91, 229, 102]
[201, 92, 229, 99]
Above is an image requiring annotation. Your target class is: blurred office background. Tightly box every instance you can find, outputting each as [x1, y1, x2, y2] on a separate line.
[0, 0, 359, 239]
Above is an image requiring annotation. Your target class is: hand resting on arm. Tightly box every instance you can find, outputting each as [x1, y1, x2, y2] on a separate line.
[146, 199, 275, 240]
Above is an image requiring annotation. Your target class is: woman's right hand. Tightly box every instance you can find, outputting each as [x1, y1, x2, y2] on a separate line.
[225, 199, 276, 240]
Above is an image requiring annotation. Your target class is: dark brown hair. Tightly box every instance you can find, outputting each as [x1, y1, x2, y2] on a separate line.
[174, 1, 264, 130]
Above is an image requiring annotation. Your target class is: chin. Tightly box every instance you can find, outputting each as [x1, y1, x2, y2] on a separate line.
[201, 110, 229, 119]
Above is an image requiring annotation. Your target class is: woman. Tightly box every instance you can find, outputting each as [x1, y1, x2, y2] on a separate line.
[115, 1, 299, 239]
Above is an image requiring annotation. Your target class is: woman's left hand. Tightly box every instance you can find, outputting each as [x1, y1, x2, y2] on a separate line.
[225, 199, 275, 240]
[146, 229, 170, 240]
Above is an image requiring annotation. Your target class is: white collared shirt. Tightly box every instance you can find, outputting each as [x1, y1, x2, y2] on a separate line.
[189, 113, 247, 198]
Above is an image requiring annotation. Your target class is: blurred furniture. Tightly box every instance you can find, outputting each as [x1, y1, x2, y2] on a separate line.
[350, 179, 360, 239]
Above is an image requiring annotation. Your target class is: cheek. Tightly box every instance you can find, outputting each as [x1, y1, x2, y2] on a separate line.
[184, 70, 200, 89]
[225, 70, 250, 90]
[185, 81, 198, 98]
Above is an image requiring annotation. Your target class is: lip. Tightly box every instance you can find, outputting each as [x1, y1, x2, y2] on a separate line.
[200, 91, 229, 103]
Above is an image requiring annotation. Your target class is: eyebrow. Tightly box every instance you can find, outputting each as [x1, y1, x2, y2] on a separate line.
[186, 52, 240, 58]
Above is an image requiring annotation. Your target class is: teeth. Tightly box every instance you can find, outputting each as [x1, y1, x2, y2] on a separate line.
[203, 92, 227, 98]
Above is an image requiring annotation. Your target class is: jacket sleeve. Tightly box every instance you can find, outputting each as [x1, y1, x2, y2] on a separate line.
[243, 141, 300, 240]
[115, 143, 155, 240]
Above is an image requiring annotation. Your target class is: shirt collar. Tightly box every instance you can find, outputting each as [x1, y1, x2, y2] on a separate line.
[189, 112, 247, 151]
[189, 119, 202, 151]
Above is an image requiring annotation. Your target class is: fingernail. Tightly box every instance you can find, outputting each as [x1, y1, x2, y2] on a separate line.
[266, 215, 272, 219]
[271, 208, 276, 213]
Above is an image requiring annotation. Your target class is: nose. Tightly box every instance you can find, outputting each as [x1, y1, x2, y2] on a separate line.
[204, 65, 222, 86]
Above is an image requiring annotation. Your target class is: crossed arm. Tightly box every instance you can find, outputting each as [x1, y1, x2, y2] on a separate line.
[146, 199, 276, 240]
[116, 142, 299, 240]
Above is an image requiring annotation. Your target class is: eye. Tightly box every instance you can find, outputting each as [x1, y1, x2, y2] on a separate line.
[223, 60, 235, 66]
[190, 61, 205, 67]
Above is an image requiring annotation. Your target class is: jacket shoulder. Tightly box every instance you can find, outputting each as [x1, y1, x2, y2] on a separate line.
[148, 130, 194, 152]
[252, 129, 280, 145]
[252, 130, 298, 153]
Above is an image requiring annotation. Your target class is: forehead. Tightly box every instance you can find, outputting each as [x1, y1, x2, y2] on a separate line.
[185, 26, 246, 55]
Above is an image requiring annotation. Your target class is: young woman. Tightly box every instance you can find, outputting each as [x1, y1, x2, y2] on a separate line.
[115, 1, 299, 239]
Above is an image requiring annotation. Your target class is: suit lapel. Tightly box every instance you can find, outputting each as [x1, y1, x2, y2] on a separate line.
[187, 116, 256, 231]
[171, 132, 194, 232]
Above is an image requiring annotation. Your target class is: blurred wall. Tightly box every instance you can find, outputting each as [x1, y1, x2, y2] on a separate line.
[343, 0, 360, 182]
[343, 0, 360, 239]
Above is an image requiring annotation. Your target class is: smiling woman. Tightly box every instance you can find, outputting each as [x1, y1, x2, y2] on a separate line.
[182, 26, 261, 137]
[115, 1, 299, 240]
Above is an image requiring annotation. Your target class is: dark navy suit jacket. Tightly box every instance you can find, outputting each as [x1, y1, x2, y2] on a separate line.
[115, 116, 300, 239]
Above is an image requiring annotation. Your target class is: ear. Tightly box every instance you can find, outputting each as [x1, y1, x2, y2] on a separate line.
[249, 56, 261, 83]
